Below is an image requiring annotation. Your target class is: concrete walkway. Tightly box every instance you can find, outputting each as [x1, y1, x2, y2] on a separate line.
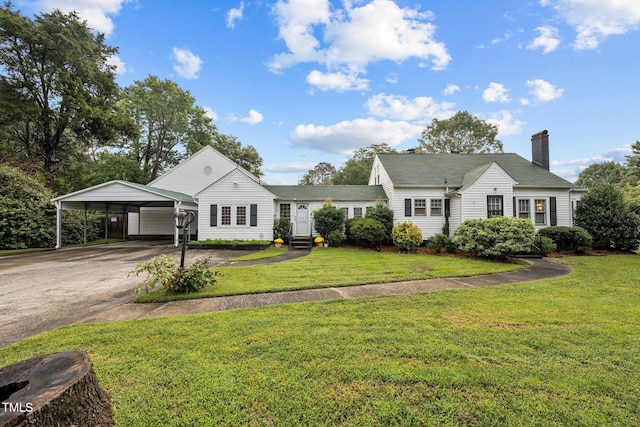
[81, 257, 571, 324]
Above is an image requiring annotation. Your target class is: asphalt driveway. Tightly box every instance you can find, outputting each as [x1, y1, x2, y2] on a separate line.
[0, 241, 246, 349]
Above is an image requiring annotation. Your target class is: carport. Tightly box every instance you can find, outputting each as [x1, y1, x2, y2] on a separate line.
[51, 180, 198, 248]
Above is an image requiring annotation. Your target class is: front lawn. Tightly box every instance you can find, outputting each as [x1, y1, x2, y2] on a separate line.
[1, 255, 638, 426]
[134, 247, 524, 303]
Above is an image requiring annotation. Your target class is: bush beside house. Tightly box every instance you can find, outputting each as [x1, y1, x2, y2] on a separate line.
[392, 222, 423, 253]
[575, 182, 640, 251]
[537, 226, 592, 253]
[454, 217, 536, 259]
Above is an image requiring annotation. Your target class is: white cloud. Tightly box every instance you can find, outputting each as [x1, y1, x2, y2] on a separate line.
[231, 109, 264, 125]
[106, 55, 126, 74]
[527, 25, 561, 53]
[483, 82, 511, 103]
[366, 93, 455, 121]
[485, 110, 524, 136]
[33, 0, 131, 35]
[443, 84, 460, 96]
[172, 47, 203, 79]
[227, 2, 245, 29]
[306, 70, 369, 91]
[551, 144, 632, 181]
[202, 107, 218, 121]
[263, 161, 317, 173]
[290, 118, 422, 154]
[526, 79, 564, 102]
[542, 0, 640, 50]
[385, 72, 399, 84]
[270, 0, 450, 89]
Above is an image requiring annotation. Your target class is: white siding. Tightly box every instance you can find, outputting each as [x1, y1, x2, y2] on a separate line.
[459, 164, 515, 223]
[150, 146, 240, 196]
[197, 170, 275, 241]
[129, 207, 175, 235]
[513, 188, 574, 229]
[449, 196, 462, 231]
[392, 187, 448, 239]
[369, 156, 395, 210]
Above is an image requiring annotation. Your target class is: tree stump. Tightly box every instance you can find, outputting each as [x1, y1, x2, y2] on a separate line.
[0, 350, 114, 427]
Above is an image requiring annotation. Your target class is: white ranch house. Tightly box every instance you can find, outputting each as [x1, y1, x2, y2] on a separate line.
[52, 130, 583, 247]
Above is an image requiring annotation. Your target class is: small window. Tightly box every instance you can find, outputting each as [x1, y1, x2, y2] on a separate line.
[518, 199, 530, 219]
[535, 199, 546, 225]
[353, 207, 363, 218]
[221, 206, 231, 225]
[414, 199, 427, 216]
[430, 199, 443, 216]
[487, 196, 503, 218]
[279, 203, 291, 220]
[236, 206, 247, 226]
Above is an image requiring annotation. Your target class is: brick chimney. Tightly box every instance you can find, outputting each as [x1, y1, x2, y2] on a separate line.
[531, 130, 549, 170]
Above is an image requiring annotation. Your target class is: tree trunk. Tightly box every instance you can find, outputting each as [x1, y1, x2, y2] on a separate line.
[0, 350, 114, 427]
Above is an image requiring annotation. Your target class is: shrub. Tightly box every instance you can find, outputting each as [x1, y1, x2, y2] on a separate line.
[575, 183, 640, 250]
[130, 255, 218, 294]
[61, 210, 103, 246]
[392, 221, 423, 253]
[365, 201, 394, 242]
[348, 217, 387, 248]
[537, 226, 592, 253]
[454, 216, 535, 259]
[536, 236, 557, 256]
[427, 233, 457, 253]
[313, 201, 345, 239]
[0, 165, 55, 249]
[273, 218, 290, 243]
[326, 230, 346, 247]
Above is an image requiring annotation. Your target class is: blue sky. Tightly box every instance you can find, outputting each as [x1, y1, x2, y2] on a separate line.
[16, 0, 640, 184]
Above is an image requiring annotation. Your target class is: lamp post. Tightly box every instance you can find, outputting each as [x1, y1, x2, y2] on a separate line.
[174, 211, 195, 268]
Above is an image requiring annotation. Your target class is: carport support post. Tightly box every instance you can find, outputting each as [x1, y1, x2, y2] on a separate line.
[55, 201, 62, 249]
[83, 203, 88, 246]
[173, 203, 180, 247]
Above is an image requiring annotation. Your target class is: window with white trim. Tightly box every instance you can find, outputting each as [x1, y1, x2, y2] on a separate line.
[236, 206, 247, 226]
[353, 207, 363, 218]
[430, 199, 443, 216]
[518, 199, 530, 219]
[414, 199, 427, 216]
[535, 199, 546, 225]
[221, 206, 231, 225]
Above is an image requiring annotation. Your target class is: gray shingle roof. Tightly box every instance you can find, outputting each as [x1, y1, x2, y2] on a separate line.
[377, 153, 575, 188]
[265, 185, 386, 201]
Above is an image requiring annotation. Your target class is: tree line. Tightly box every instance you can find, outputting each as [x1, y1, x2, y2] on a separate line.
[0, 3, 262, 196]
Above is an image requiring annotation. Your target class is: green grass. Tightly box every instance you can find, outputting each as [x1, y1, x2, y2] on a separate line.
[1, 255, 638, 426]
[229, 246, 289, 262]
[135, 248, 523, 303]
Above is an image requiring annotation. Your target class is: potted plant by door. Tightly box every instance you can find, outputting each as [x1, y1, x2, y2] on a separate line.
[314, 236, 324, 247]
[274, 238, 284, 248]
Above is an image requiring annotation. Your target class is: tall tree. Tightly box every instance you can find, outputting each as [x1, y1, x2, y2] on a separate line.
[575, 161, 627, 188]
[299, 162, 336, 185]
[0, 4, 127, 182]
[211, 133, 263, 178]
[119, 76, 205, 182]
[333, 143, 396, 185]
[417, 111, 503, 154]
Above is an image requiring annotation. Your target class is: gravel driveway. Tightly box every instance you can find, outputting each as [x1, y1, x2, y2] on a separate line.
[0, 241, 244, 349]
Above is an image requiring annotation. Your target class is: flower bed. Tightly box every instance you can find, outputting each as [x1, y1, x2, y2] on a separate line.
[188, 239, 271, 250]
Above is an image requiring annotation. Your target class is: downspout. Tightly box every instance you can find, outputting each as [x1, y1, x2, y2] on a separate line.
[174, 201, 181, 247]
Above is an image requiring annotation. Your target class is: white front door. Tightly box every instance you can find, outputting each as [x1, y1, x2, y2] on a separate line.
[295, 203, 309, 236]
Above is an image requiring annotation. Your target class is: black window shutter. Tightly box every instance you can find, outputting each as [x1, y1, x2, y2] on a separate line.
[444, 198, 450, 216]
[404, 199, 412, 217]
[210, 205, 217, 227]
[550, 197, 557, 226]
[250, 204, 258, 227]
[513, 197, 517, 217]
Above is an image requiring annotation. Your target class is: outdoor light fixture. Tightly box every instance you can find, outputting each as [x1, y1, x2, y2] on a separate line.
[174, 211, 195, 268]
